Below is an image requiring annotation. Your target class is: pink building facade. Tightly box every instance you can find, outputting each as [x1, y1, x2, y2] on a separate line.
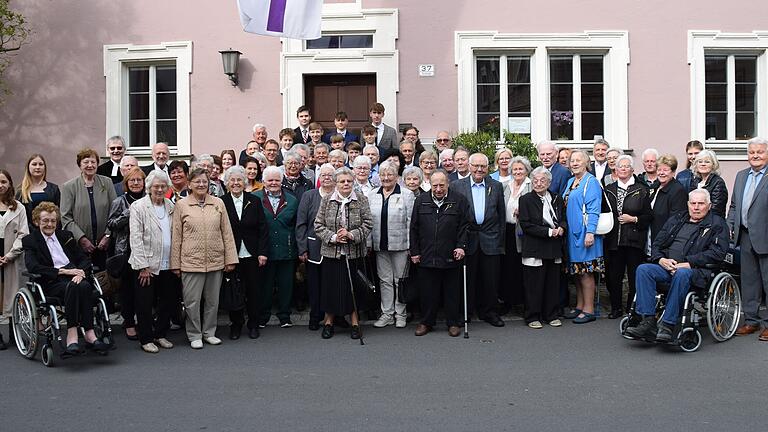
[1, 0, 767, 189]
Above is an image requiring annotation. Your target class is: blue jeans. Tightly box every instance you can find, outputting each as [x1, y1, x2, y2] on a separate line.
[635, 264, 693, 325]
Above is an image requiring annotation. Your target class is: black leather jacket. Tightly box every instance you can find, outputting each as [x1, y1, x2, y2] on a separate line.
[690, 173, 728, 218]
[604, 178, 653, 251]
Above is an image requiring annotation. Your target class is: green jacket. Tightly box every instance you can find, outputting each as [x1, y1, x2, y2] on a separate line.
[253, 190, 298, 260]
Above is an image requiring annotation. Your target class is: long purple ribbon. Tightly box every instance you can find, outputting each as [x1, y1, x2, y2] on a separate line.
[266, 0, 287, 32]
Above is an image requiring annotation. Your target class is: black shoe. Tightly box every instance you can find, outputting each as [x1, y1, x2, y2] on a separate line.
[626, 316, 658, 341]
[308, 321, 320, 331]
[350, 325, 362, 339]
[229, 326, 242, 340]
[66, 343, 83, 356]
[321, 324, 334, 339]
[483, 314, 505, 327]
[563, 308, 581, 319]
[656, 322, 674, 343]
[248, 328, 260, 339]
[86, 340, 110, 352]
[334, 317, 350, 329]
[280, 319, 294, 328]
[608, 309, 624, 319]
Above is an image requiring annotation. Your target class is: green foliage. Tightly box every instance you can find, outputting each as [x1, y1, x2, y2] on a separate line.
[503, 132, 540, 168]
[452, 130, 540, 171]
[0, 0, 31, 102]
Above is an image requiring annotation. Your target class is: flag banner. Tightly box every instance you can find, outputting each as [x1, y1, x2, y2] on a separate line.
[237, 0, 323, 40]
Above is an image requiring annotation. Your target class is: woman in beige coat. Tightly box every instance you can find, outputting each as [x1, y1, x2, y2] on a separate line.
[0, 170, 29, 349]
[170, 168, 238, 349]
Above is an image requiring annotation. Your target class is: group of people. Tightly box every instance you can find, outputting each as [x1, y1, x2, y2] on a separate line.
[2, 101, 768, 353]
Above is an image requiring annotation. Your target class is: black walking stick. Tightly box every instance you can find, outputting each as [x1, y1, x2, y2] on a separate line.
[344, 255, 365, 346]
[463, 263, 469, 339]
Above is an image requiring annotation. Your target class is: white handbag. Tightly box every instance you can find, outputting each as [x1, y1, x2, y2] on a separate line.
[582, 177, 614, 235]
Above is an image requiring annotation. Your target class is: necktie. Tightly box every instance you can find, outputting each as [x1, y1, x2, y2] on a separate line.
[742, 171, 760, 227]
[302, 129, 308, 142]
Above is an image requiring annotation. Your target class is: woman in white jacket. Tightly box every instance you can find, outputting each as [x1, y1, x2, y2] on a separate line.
[367, 161, 415, 328]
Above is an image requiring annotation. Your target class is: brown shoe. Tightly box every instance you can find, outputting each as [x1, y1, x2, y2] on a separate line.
[448, 326, 461, 337]
[759, 328, 768, 341]
[415, 324, 431, 336]
[736, 324, 760, 336]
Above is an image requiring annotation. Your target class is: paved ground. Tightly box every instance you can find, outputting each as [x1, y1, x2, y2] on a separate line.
[1, 316, 766, 431]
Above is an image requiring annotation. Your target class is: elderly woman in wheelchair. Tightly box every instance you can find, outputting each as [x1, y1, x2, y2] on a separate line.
[623, 189, 740, 351]
[17, 201, 112, 362]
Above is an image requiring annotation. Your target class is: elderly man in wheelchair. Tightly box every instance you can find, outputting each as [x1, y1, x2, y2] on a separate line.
[18, 201, 112, 360]
[625, 189, 730, 344]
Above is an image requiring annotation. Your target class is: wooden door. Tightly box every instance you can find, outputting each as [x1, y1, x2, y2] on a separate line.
[304, 74, 376, 136]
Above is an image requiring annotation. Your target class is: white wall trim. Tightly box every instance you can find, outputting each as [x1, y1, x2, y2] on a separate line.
[688, 30, 768, 155]
[281, 3, 398, 129]
[455, 30, 629, 147]
[103, 41, 192, 156]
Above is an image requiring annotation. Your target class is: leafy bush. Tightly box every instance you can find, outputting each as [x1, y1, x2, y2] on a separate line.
[452, 130, 540, 170]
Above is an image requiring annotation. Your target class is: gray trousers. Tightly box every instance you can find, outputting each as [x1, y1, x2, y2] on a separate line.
[182, 271, 223, 341]
[376, 250, 409, 317]
[740, 233, 768, 325]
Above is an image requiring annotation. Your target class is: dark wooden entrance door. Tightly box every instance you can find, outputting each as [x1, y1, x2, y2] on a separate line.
[303, 74, 376, 136]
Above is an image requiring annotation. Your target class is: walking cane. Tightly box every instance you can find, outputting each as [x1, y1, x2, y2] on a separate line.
[463, 263, 469, 339]
[344, 255, 365, 346]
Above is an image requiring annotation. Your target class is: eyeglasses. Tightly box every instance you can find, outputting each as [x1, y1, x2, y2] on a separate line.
[191, 179, 208, 185]
[109, 146, 124, 151]
[470, 164, 488, 169]
[435, 139, 451, 143]
[421, 161, 436, 166]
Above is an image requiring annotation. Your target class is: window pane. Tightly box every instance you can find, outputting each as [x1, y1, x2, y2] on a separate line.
[581, 56, 603, 83]
[477, 114, 500, 135]
[306, 36, 338, 49]
[549, 56, 572, 83]
[156, 67, 176, 92]
[507, 57, 530, 84]
[582, 113, 603, 141]
[477, 57, 500, 84]
[129, 68, 149, 92]
[508, 84, 530, 114]
[705, 84, 727, 111]
[156, 120, 177, 146]
[477, 85, 500, 113]
[129, 94, 149, 120]
[581, 83, 603, 111]
[705, 56, 727, 83]
[156, 93, 177, 120]
[735, 83, 756, 111]
[340, 35, 373, 48]
[736, 113, 756, 140]
[551, 113, 573, 140]
[705, 113, 727, 140]
[550, 84, 572, 111]
[735, 57, 757, 83]
[130, 121, 150, 147]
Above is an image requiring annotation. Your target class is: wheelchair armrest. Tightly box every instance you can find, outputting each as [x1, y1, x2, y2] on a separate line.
[22, 271, 42, 280]
[701, 263, 720, 270]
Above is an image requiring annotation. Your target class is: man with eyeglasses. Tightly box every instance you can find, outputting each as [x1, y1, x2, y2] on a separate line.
[98, 136, 126, 184]
[451, 153, 507, 327]
[434, 131, 452, 167]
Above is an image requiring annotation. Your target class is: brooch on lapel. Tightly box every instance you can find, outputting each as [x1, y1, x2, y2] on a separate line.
[487, 186, 492, 196]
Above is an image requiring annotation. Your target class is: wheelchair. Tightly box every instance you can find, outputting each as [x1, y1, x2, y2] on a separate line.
[11, 270, 115, 367]
[619, 251, 742, 352]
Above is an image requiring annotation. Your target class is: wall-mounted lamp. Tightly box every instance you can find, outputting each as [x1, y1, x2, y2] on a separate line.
[219, 49, 242, 86]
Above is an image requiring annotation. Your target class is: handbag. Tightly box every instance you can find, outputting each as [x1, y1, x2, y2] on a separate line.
[396, 260, 418, 303]
[582, 177, 614, 235]
[219, 270, 246, 311]
[105, 253, 128, 279]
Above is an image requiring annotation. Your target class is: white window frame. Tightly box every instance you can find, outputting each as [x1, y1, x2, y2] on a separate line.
[103, 41, 192, 157]
[455, 30, 629, 148]
[689, 30, 768, 159]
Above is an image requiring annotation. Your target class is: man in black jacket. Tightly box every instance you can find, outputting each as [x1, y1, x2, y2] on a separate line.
[410, 171, 468, 337]
[97, 136, 125, 184]
[626, 188, 729, 342]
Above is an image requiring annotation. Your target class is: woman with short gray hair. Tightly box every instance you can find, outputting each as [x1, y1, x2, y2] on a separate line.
[352, 156, 374, 195]
[402, 166, 424, 198]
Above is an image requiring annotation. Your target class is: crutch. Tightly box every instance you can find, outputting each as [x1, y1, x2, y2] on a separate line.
[344, 255, 365, 346]
[463, 263, 469, 339]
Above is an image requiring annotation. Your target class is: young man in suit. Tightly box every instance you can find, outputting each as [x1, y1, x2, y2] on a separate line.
[293, 105, 312, 145]
[369, 102, 398, 151]
[97, 136, 125, 184]
[322, 111, 359, 146]
[451, 153, 506, 327]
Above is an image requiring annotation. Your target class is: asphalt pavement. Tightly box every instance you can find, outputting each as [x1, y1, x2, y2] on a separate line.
[1, 317, 766, 431]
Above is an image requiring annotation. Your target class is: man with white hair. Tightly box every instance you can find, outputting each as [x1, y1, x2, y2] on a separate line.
[627, 188, 729, 342]
[141, 142, 170, 175]
[238, 123, 269, 166]
[537, 140, 571, 195]
[638, 148, 660, 189]
[98, 135, 126, 184]
[439, 149, 456, 174]
[113, 155, 139, 195]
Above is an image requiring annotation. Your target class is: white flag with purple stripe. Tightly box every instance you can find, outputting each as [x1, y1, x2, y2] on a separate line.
[237, 0, 322, 40]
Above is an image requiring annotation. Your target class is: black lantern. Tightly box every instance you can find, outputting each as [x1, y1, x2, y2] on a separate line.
[219, 49, 242, 86]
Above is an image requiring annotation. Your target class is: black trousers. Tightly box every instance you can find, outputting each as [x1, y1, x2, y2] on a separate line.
[419, 266, 462, 327]
[135, 270, 175, 345]
[46, 275, 94, 330]
[120, 268, 137, 327]
[306, 261, 323, 323]
[499, 224, 524, 306]
[523, 260, 561, 323]
[229, 257, 263, 330]
[466, 251, 501, 318]
[605, 246, 645, 312]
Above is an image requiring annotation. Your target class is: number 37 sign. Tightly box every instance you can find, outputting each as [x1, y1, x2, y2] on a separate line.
[418, 64, 435, 77]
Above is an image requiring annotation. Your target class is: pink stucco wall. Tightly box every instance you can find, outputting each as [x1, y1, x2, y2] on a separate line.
[1, 0, 767, 190]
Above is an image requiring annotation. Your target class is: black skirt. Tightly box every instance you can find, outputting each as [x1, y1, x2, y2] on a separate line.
[320, 256, 367, 316]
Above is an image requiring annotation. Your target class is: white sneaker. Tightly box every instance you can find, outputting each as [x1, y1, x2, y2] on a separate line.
[395, 316, 407, 328]
[141, 343, 159, 353]
[155, 338, 174, 349]
[190, 340, 203, 349]
[549, 319, 563, 327]
[204, 336, 222, 345]
[373, 315, 395, 328]
[528, 320, 543, 329]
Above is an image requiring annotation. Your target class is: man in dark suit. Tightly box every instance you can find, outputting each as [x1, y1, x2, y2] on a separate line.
[537, 140, 571, 196]
[369, 102, 398, 151]
[448, 148, 471, 182]
[141, 142, 170, 175]
[322, 111, 359, 146]
[292, 105, 312, 145]
[589, 138, 610, 181]
[23, 202, 110, 355]
[221, 168, 270, 340]
[728, 137, 768, 340]
[451, 153, 506, 327]
[97, 135, 126, 184]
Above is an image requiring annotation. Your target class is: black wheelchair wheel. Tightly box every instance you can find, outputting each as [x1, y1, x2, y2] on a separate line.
[93, 297, 114, 348]
[12, 288, 39, 360]
[41, 344, 55, 367]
